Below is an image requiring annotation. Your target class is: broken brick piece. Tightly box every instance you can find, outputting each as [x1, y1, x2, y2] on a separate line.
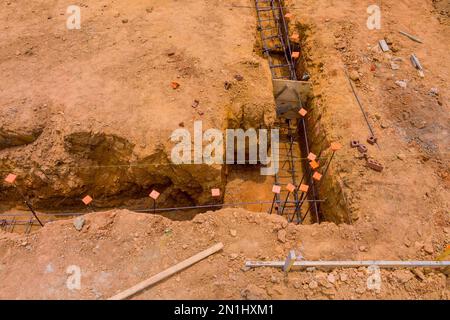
[272, 185, 281, 194]
[149, 190, 160, 200]
[366, 159, 384, 172]
[309, 160, 319, 170]
[307, 152, 317, 161]
[291, 51, 300, 59]
[4, 173, 17, 184]
[312, 172, 323, 181]
[211, 188, 221, 197]
[286, 183, 296, 193]
[299, 184, 309, 193]
[298, 108, 308, 117]
[82, 195, 93, 205]
[171, 81, 180, 89]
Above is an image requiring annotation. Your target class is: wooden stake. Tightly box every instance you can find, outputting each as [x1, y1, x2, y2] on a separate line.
[109, 242, 224, 300]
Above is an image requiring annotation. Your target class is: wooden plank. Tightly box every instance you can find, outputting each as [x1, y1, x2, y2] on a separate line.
[246, 260, 450, 269]
[109, 242, 224, 300]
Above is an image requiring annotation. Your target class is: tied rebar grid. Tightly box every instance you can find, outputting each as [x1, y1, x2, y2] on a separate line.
[255, 0, 320, 223]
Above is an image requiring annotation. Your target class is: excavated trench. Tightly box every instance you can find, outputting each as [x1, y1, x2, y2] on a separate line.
[0, 2, 351, 233]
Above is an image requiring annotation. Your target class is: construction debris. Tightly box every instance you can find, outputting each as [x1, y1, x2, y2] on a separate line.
[410, 54, 423, 71]
[379, 39, 390, 52]
[395, 80, 408, 88]
[367, 135, 377, 145]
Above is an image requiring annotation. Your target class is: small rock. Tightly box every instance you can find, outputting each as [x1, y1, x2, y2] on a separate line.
[277, 229, 287, 243]
[306, 267, 316, 272]
[271, 285, 284, 295]
[73, 216, 85, 231]
[340, 273, 348, 282]
[390, 62, 400, 70]
[122, 19, 129, 23]
[20, 241, 28, 247]
[414, 241, 424, 250]
[229, 229, 237, 237]
[429, 87, 439, 96]
[191, 100, 199, 108]
[241, 284, 268, 299]
[234, 74, 244, 81]
[230, 253, 238, 260]
[321, 288, 336, 297]
[224, 81, 232, 90]
[384, 35, 393, 45]
[397, 153, 406, 161]
[380, 122, 389, 129]
[359, 245, 368, 252]
[45, 264, 54, 273]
